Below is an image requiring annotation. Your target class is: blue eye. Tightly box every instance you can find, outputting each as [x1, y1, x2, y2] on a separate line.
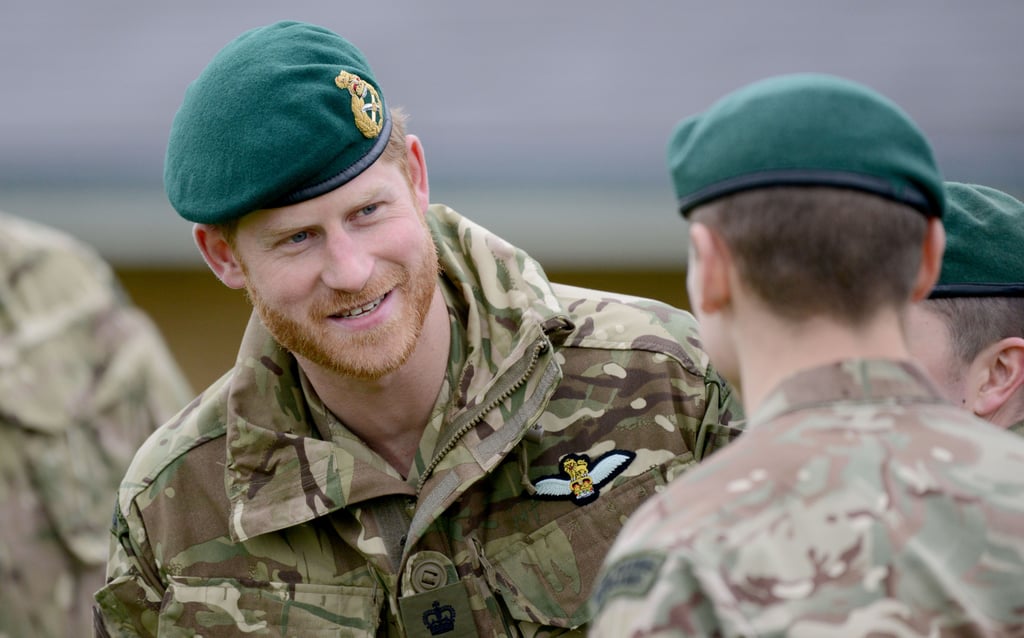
[289, 230, 309, 243]
[358, 204, 378, 216]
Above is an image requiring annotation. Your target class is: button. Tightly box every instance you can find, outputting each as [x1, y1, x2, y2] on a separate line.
[410, 558, 448, 592]
[524, 424, 544, 444]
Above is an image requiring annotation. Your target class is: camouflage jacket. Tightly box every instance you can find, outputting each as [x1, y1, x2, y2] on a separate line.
[0, 212, 192, 638]
[93, 204, 742, 637]
[590, 358, 1024, 637]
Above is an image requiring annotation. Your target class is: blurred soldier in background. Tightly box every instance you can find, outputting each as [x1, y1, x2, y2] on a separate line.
[591, 74, 1024, 636]
[92, 21, 741, 636]
[0, 211, 192, 637]
[906, 182, 1024, 434]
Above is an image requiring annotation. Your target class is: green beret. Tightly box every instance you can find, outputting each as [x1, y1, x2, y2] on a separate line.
[930, 182, 1024, 298]
[164, 21, 392, 223]
[667, 73, 945, 219]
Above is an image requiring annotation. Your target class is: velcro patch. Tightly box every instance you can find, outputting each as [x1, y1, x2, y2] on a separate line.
[591, 553, 666, 609]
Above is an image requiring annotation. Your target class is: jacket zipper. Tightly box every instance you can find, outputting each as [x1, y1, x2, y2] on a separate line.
[416, 337, 549, 494]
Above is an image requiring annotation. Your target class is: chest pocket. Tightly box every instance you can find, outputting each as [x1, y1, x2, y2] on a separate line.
[159, 578, 383, 637]
[476, 469, 662, 629]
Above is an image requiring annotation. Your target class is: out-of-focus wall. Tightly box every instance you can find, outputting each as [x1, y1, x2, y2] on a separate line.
[117, 267, 690, 392]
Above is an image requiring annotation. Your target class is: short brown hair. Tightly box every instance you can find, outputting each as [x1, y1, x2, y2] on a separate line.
[691, 186, 928, 325]
[217, 107, 411, 248]
[924, 296, 1024, 363]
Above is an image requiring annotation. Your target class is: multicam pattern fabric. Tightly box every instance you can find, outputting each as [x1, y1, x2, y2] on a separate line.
[590, 359, 1024, 637]
[0, 212, 193, 638]
[93, 204, 743, 637]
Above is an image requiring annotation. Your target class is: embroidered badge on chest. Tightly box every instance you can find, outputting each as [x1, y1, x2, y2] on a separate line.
[532, 450, 635, 506]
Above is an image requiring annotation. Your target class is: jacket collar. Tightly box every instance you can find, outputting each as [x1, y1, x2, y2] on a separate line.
[752, 358, 947, 428]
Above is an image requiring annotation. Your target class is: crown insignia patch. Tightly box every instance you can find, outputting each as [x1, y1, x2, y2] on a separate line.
[532, 450, 635, 506]
[335, 70, 384, 139]
[422, 600, 456, 635]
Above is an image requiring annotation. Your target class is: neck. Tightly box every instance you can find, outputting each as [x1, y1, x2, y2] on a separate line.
[298, 286, 451, 475]
[988, 402, 1024, 431]
[733, 305, 911, 416]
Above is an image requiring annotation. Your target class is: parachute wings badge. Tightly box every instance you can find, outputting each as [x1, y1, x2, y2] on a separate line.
[532, 450, 636, 506]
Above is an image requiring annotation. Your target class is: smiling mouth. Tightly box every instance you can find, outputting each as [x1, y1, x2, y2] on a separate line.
[335, 293, 386, 319]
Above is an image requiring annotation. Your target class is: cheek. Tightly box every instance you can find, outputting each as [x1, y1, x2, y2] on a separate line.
[907, 338, 962, 401]
[246, 260, 319, 306]
[392, 217, 435, 266]
[904, 309, 956, 382]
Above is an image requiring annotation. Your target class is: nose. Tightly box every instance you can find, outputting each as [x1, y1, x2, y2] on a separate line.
[320, 229, 374, 292]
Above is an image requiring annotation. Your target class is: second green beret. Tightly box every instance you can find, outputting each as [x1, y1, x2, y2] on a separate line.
[164, 21, 392, 224]
[667, 73, 945, 219]
[931, 182, 1024, 298]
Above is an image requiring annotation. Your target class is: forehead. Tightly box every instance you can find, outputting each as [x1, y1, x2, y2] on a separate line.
[239, 157, 406, 232]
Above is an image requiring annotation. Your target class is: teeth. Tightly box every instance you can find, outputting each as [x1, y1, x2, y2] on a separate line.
[338, 296, 383, 318]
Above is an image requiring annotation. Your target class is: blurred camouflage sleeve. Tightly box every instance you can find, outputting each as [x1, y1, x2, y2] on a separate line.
[589, 546, 728, 637]
[693, 361, 742, 460]
[0, 211, 192, 638]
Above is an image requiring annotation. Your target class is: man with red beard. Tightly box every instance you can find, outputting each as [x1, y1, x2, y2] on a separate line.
[93, 21, 742, 637]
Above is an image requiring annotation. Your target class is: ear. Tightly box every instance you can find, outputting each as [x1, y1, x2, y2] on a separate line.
[688, 222, 732, 314]
[193, 224, 246, 290]
[910, 217, 946, 302]
[971, 337, 1024, 421]
[405, 134, 430, 213]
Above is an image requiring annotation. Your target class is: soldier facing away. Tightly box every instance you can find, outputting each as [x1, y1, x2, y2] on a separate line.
[589, 74, 1024, 636]
[91, 21, 742, 636]
[905, 182, 1024, 435]
[0, 212, 192, 637]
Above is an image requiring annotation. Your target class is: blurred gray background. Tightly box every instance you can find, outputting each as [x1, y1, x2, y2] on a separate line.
[2, 0, 1022, 269]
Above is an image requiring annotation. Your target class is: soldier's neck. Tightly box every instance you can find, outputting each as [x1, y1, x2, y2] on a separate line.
[734, 305, 911, 416]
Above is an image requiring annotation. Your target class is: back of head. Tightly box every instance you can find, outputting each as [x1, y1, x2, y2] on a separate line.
[164, 21, 392, 225]
[667, 73, 945, 323]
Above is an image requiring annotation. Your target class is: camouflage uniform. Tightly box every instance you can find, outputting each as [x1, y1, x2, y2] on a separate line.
[0, 212, 192, 638]
[93, 205, 742, 637]
[591, 359, 1024, 637]
[1011, 419, 1024, 437]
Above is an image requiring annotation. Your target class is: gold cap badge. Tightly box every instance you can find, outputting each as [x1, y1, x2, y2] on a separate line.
[335, 70, 384, 139]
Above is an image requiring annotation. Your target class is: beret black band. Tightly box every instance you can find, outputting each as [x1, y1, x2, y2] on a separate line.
[929, 283, 1024, 299]
[678, 169, 936, 219]
[277, 115, 393, 207]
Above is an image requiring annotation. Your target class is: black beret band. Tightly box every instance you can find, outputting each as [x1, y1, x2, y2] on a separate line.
[678, 169, 937, 219]
[929, 283, 1024, 299]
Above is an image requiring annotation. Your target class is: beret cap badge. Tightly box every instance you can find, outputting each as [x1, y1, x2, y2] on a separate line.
[335, 70, 383, 139]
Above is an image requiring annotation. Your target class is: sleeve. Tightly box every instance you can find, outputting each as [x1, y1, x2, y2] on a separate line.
[692, 360, 745, 462]
[49, 286, 193, 572]
[589, 548, 726, 638]
[93, 285, 194, 428]
[93, 501, 164, 638]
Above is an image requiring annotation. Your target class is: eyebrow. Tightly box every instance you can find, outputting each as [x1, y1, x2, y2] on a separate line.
[256, 184, 394, 241]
